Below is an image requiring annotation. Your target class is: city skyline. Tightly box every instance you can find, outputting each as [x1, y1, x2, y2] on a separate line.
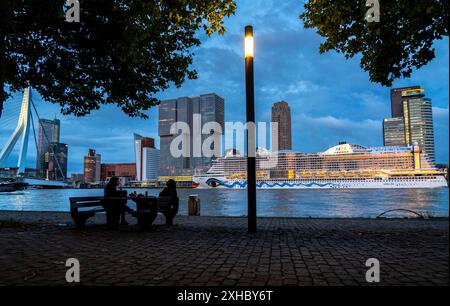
[0, 0, 448, 174]
[0, 83, 448, 176]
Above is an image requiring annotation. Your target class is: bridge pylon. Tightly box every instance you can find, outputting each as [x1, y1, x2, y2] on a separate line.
[0, 87, 31, 174]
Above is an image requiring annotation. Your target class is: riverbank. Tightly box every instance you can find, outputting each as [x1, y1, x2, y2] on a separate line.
[0, 211, 448, 286]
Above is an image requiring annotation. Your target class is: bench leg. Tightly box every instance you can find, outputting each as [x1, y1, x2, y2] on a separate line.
[106, 211, 120, 230]
[135, 211, 158, 230]
[73, 215, 89, 230]
[71, 211, 99, 230]
[148, 211, 158, 226]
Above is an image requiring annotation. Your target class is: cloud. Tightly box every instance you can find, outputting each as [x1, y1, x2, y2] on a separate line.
[433, 107, 449, 119]
[261, 80, 322, 97]
[303, 115, 379, 129]
[294, 114, 382, 153]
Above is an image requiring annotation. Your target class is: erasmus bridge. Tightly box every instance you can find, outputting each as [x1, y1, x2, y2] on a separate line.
[0, 88, 68, 187]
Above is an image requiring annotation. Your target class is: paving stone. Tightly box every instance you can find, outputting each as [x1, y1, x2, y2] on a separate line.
[0, 211, 448, 286]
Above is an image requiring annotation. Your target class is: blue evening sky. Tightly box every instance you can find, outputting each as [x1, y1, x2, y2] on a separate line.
[1, 0, 448, 174]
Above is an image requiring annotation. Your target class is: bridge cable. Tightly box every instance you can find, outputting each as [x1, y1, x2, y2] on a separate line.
[0, 105, 20, 129]
[29, 106, 39, 162]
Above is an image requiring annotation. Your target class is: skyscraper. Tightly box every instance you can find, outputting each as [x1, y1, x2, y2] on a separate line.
[36, 118, 60, 176]
[158, 93, 224, 176]
[192, 94, 225, 173]
[45, 142, 68, 181]
[390, 86, 421, 117]
[142, 147, 160, 181]
[383, 87, 436, 166]
[383, 118, 406, 147]
[134, 134, 159, 181]
[404, 94, 435, 165]
[83, 149, 101, 183]
[271, 101, 292, 151]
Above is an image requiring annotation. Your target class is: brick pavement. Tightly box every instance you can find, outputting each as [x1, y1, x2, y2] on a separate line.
[0, 211, 448, 286]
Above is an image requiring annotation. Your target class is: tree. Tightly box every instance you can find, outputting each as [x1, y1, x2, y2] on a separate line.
[300, 0, 449, 86]
[0, 0, 236, 118]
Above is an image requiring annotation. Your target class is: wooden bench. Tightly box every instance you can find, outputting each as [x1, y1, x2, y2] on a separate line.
[70, 196, 179, 229]
[157, 196, 179, 225]
[70, 196, 106, 229]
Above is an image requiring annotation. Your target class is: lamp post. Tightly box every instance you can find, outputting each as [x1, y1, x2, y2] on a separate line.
[245, 25, 257, 233]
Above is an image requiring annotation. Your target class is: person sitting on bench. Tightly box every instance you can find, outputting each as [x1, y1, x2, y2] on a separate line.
[159, 179, 178, 197]
[104, 177, 132, 229]
[158, 179, 179, 225]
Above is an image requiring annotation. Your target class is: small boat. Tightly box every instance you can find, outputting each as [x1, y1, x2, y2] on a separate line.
[0, 181, 28, 192]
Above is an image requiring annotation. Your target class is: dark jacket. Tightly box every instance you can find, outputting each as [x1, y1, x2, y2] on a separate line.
[159, 187, 177, 198]
[103, 184, 127, 210]
[104, 184, 126, 198]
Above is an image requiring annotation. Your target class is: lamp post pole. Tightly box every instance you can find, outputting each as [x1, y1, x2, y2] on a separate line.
[245, 25, 256, 233]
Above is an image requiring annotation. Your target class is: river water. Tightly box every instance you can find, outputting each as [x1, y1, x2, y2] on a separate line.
[0, 188, 448, 218]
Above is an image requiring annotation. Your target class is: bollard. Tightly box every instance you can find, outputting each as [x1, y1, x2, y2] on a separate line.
[188, 195, 200, 216]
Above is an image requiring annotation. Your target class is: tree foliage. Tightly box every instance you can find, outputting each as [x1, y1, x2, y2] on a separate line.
[300, 0, 449, 86]
[0, 0, 236, 118]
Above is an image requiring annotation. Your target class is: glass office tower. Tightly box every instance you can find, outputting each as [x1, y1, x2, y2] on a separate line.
[158, 93, 225, 177]
[383, 87, 436, 166]
[383, 118, 406, 147]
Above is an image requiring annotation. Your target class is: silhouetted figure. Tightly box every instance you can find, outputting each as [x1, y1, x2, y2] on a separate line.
[159, 179, 178, 197]
[158, 179, 179, 225]
[103, 177, 132, 229]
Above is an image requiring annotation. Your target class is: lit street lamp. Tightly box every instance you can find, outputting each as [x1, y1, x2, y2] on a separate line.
[245, 25, 257, 233]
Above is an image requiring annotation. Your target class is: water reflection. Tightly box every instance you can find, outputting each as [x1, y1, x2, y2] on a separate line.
[0, 188, 448, 218]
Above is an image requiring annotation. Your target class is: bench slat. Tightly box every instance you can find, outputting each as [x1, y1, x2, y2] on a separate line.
[71, 201, 103, 208]
[70, 197, 104, 203]
[77, 208, 105, 214]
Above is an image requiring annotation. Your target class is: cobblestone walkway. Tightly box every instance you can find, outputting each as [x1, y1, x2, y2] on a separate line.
[0, 211, 448, 286]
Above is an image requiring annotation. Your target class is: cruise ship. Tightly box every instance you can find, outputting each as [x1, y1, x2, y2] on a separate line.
[192, 143, 448, 189]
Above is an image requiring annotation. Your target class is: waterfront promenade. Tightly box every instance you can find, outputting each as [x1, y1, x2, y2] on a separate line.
[0, 211, 448, 286]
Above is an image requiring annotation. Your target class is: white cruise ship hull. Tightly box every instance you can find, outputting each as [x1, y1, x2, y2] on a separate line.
[193, 176, 448, 189]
